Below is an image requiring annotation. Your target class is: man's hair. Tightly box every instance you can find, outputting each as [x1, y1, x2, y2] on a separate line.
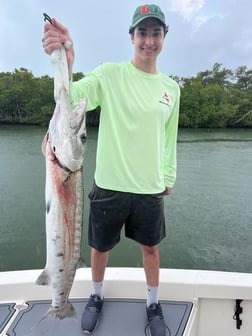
[129, 24, 169, 36]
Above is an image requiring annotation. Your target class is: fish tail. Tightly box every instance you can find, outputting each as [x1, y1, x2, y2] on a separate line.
[47, 301, 76, 319]
[34, 301, 76, 327]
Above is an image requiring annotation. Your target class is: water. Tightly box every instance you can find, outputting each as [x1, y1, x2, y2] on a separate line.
[0, 125, 252, 273]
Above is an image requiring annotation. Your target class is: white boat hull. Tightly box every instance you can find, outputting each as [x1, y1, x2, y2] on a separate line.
[0, 268, 252, 335]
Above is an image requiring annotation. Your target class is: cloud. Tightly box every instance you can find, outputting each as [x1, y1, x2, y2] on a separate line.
[168, 0, 205, 20]
[0, 0, 251, 78]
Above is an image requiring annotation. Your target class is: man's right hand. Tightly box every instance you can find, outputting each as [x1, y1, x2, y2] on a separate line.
[42, 18, 74, 77]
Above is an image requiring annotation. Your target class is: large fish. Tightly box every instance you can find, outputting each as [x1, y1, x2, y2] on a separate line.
[36, 39, 87, 320]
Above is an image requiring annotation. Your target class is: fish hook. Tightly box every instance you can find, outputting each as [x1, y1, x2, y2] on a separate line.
[43, 13, 52, 24]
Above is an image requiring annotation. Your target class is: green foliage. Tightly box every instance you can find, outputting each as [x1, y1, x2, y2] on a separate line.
[0, 63, 251, 128]
[0, 69, 99, 126]
[178, 63, 252, 128]
[0, 69, 54, 125]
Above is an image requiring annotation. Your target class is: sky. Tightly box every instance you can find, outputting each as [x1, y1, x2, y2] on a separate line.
[1, 0, 252, 78]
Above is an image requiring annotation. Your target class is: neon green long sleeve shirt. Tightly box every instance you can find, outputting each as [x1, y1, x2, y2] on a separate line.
[70, 62, 180, 194]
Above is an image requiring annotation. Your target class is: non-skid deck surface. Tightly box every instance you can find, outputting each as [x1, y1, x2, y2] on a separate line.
[1, 299, 192, 336]
[0, 303, 16, 334]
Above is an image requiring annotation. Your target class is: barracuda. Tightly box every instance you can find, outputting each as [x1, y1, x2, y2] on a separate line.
[36, 43, 87, 319]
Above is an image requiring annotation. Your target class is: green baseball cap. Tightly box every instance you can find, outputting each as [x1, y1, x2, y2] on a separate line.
[130, 4, 167, 30]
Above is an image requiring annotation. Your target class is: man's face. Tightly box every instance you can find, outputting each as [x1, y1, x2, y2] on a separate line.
[131, 18, 165, 61]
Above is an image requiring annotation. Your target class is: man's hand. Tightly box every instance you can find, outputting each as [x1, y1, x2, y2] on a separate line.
[42, 18, 74, 77]
[164, 187, 172, 195]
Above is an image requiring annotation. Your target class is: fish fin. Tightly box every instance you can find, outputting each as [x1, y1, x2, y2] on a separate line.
[47, 301, 76, 319]
[41, 132, 49, 156]
[46, 199, 51, 214]
[70, 100, 86, 128]
[77, 256, 86, 269]
[36, 269, 50, 286]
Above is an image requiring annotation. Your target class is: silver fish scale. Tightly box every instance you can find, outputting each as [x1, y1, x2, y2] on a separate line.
[51, 169, 84, 310]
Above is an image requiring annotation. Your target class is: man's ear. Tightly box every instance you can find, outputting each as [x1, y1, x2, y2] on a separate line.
[129, 27, 135, 44]
[130, 33, 135, 45]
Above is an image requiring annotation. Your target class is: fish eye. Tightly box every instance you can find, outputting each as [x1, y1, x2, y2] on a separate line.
[80, 134, 87, 144]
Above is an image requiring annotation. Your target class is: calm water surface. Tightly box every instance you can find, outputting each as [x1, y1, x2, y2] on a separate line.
[0, 125, 252, 273]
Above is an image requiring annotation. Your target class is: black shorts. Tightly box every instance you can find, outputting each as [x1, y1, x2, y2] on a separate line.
[88, 183, 166, 252]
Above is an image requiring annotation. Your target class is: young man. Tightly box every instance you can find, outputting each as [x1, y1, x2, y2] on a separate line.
[42, 4, 180, 336]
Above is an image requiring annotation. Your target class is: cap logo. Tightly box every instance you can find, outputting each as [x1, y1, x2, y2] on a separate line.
[141, 5, 149, 14]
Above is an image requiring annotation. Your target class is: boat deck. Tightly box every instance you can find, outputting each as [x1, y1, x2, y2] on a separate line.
[0, 298, 192, 336]
[2, 268, 252, 335]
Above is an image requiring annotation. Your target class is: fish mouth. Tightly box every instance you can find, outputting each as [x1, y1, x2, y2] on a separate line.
[59, 160, 82, 173]
[49, 141, 83, 172]
[52, 152, 82, 173]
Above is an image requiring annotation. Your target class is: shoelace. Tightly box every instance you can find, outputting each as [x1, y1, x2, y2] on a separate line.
[86, 295, 103, 310]
[147, 303, 164, 320]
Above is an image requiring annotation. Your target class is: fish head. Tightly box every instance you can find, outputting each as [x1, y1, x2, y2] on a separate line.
[49, 99, 87, 172]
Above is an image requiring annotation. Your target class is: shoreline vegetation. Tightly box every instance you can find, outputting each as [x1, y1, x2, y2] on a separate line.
[0, 63, 251, 128]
